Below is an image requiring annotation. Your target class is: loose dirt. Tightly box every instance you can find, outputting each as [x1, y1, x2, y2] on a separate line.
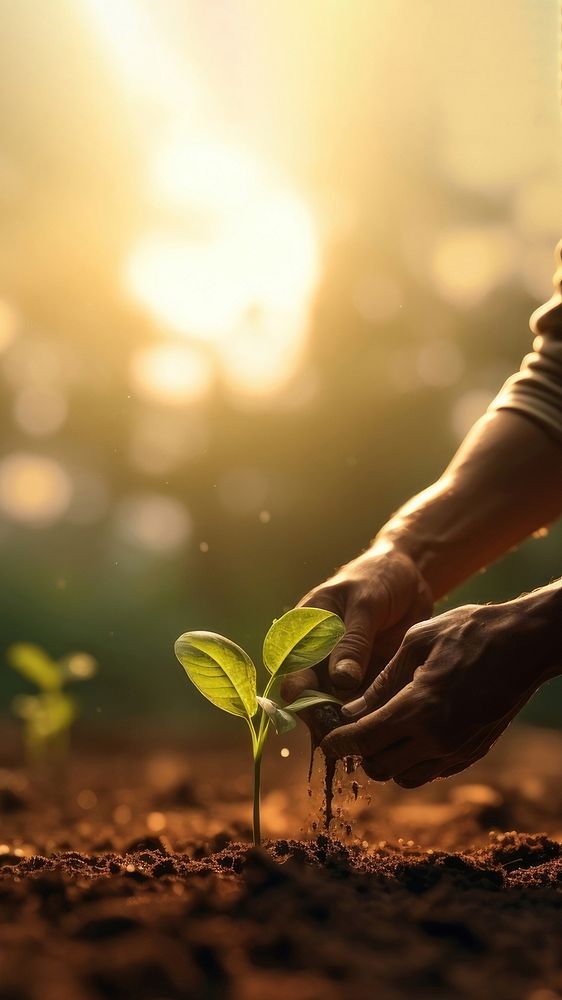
[0, 723, 561, 1000]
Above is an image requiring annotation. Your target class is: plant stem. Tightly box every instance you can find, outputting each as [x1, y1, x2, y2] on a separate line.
[252, 741, 264, 846]
[262, 674, 276, 700]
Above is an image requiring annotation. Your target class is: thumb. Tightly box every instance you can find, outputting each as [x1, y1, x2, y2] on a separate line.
[340, 627, 427, 719]
[329, 602, 378, 692]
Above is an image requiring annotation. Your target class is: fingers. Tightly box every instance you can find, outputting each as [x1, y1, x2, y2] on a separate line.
[362, 738, 426, 782]
[341, 624, 431, 719]
[321, 625, 435, 767]
[298, 588, 341, 614]
[321, 681, 422, 760]
[393, 758, 443, 788]
[299, 584, 380, 694]
[328, 600, 379, 692]
[439, 750, 485, 778]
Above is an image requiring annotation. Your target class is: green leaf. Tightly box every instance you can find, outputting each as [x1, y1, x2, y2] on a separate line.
[263, 608, 345, 677]
[175, 631, 258, 719]
[257, 696, 297, 735]
[284, 690, 343, 713]
[8, 644, 62, 692]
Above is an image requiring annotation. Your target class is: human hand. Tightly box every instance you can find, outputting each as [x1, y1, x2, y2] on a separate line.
[280, 545, 433, 719]
[322, 598, 551, 786]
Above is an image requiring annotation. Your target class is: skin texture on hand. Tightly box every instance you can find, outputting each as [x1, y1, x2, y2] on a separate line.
[280, 545, 433, 717]
[282, 410, 562, 759]
[321, 594, 560, 787]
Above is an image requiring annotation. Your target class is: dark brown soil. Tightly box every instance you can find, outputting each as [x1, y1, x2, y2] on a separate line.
[0, 723, 561, 1000]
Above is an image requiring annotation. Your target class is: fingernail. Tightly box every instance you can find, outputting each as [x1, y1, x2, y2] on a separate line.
[333, 659, 363, 688]
[341, 695, 367, 718]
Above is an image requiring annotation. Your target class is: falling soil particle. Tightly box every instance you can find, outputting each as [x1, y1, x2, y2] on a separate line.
[324, 754, 337, 828]
[307, 701, 344, 829]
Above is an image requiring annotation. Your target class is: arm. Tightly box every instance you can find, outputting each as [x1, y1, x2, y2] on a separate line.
[379, 407, 562, 602]
[388, 237, 562, 600]
[282, 407, 562, 715]
[283, 242, 562, 710]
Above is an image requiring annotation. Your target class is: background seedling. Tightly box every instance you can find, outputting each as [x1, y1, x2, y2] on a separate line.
[8, 644, 97, 763]
[174, 607, 345, 845]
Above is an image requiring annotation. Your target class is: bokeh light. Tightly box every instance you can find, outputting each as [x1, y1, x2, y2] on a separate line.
[129, 411, 208, 475]
[66, 653, 97, 679]
[115, 493, 192, 553]
[0, 453, 73, 526]
[431, 228, 516, 307]
[416, 341, 465, 388]
[13, 386, 67, 437]
[352, 271, 403, 326]
[451, 390, 496, 441]
[0, 300, 18, 354]
[129, 343, 213, 406]
[218, 468, 269, 517]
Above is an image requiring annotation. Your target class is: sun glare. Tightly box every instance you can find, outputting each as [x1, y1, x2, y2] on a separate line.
[81, 0, 197, 105]
[152, 138, 263, 220]
[130, 343, 213, 406]
[127, 178, 319, 339]
[81, 0, 322, 403]
[127, 146, 320, 398]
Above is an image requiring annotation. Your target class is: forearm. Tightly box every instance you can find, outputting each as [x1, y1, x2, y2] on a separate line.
[375, 409, 562, 600]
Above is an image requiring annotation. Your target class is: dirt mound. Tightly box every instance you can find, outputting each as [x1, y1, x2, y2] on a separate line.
[0, 726, 561, 998]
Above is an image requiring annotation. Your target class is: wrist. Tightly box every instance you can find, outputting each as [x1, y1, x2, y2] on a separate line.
[371, 518, 439, 600]
[365, 534, 435, 606]
[511, 582, 562, 683]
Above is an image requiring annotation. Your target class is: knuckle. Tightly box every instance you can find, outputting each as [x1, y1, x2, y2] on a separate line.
[299, 583, 342, 612]
[368, 670, 389, 698]
[366, 666, 396, 705]
[351, 588, 375, 615]
[403, 621, 428, 646]
[335, 628, 369, 659]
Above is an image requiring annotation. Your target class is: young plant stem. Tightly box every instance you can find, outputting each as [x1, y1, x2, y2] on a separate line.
[250, 705, 272, 847]
[253, 742, 263, 846]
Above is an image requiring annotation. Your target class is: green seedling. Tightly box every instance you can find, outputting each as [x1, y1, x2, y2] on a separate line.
[8, 644, 97, 763]
[174, 607, 345, 846]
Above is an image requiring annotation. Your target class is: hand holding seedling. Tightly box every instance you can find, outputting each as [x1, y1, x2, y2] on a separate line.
[322, 586, 562, 785]
[174, 607, 344, 845]
[280, 544, 433, 711]
[284, 406, 562, 783]
[8, 644, 97, 762]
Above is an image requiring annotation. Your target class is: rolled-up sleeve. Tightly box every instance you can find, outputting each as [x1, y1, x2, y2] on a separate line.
[489, 239, 562, 444]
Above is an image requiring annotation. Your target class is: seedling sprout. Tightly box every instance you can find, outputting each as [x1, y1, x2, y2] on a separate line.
[8, 644, 97, 762]
[174, 607, 345, 846]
